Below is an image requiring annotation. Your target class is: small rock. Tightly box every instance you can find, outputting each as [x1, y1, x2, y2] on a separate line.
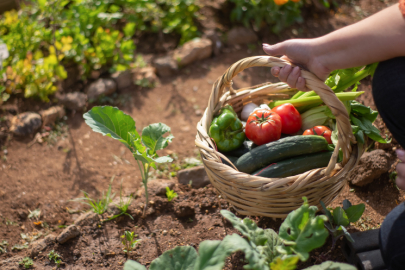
[87, 78, 117, 100]
[40, 106, 65, 127]
[177, 166, 210, 188]
[162, 230, 168, 235]
[174, 201, 195, 218]
[73, 249, 81, 256]
[134, 67, 158, 87]
[0, 256, 24, 270]
[57, 225, 80, 244]
[348, 150, 395, 186]
[29, 234, 56, 257]
[17, 209, 28, 220]
[153, 56, 178, 77]
[195, 109, 203, 116]
[58, 92, 87, 111]
[111, 70, 132, 90]
[10, 112, 42, 136]
[173, 38, 212, 67]
[74, 211, 99, 227]
[226, 27, 258, 45]
[203, 30, 222, 56]
[137, 180, 176, 197]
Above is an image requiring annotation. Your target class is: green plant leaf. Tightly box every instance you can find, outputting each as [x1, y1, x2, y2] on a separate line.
[123, 260, 147, 270]
[345, 204, 365, 223]
[320, 201, 333, 225]
[302, 261, 357, 270]
[332, 207, 350, 227]
[270, 255, 299, 270]
[339, 226, 354, 243]
[83, 106, 138, 150]
[342, 199, 352, 211]
[142, 123, 174, 154]
[149, 246, 197, 270]
[277, 197, 328, 261]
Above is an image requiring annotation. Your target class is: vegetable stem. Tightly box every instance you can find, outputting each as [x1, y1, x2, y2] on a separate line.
[269, 91, 364, 108]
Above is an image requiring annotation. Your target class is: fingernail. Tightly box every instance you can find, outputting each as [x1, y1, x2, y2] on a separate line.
[263, 43, 271, 50]
[396, 149, 405, 159]
[293, 66, 300, 74]
[298, 77, 303, 83]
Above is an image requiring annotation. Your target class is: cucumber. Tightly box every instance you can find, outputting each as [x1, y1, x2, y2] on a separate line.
[235, 135, 329, 173]
[220, 155, 239, 167]
[225, 140, 257, 157]
[252, 151, 333, 178]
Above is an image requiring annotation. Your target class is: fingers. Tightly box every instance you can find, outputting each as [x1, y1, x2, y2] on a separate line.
[270, 65, 307, 91]
[396, 162, 405, 190]
[396, 150, 405, 191]
[263, 43, 286, 56]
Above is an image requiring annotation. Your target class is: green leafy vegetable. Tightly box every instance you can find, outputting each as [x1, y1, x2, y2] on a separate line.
[84, 106, 173, 215]
[302, 261, 357, 270]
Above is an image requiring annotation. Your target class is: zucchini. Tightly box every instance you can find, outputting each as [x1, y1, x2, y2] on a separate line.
[221, 155, 239, 167]
[253, 151, 333, 178]
[225, 140, 257, 157]
[235, 135, 329, 173]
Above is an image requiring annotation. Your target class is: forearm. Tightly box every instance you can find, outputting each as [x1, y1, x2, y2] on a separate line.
[315, 4, 405, 71]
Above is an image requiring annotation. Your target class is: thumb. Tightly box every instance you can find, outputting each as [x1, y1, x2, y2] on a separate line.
[263, 43, 287, 56]
[397, 149, 405, 162]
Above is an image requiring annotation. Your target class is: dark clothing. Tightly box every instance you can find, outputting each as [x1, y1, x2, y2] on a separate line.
[379, 203, 405, 270]
[372, 57, 405, 149]
[372, 57, 405, 270]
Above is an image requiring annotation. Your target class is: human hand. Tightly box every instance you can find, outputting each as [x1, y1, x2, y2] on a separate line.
[263, 39, 332, 91]
[395, 149, 405, 190]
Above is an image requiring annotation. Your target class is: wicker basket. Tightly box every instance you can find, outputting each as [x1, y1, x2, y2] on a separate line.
[195, 56, 363, 218]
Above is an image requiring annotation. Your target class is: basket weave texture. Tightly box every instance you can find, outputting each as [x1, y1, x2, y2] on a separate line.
[195, 56, 363, 218]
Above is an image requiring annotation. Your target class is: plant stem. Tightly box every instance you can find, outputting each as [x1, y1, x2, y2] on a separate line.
[142, 163, 151, 217]
[269, 91, 364, 108]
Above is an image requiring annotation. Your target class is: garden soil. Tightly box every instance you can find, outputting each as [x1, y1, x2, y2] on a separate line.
[1, 0, 405, 269]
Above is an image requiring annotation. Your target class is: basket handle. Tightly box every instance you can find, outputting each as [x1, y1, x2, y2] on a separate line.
[207, 55, 356, 173]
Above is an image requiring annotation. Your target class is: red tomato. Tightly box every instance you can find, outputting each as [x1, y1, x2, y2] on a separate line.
[303, 126, 332, 144]
[271, 103, 302, 134]
[245, 109, 282, 145]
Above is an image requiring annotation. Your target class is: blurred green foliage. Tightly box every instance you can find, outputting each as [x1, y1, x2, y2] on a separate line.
[0, 0, 200, 102]
[229, 0, 303, 34]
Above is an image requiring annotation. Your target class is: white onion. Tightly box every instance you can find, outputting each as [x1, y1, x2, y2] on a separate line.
[241, 103, 258, 121]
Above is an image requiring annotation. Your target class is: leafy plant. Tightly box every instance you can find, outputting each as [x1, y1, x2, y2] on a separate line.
[107, 179, 134, 221]
[84, 106, 174, 216]
[28, 209, 41, 220]
[123, 198, 357, 270]
[72, 176, 115, 215]
[121, 231, 141, 253]
[320, 199, 365, 249]
[48, 250, 62, 267]
[19, 257, 34, 269]
[229, 0, 303, 34]
[12, 243, 29, 251]
[0, 240, 8, 254]
[166, 187, 178, 202]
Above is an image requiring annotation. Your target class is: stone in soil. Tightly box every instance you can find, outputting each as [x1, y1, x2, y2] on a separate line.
[134, 67, 158, 87]
[40, 106, 65, 127]
[177, 166, 211, 188]
[74, 211, 100, 227]
[86, 78, 117, 100]
[57, 225, 80, 244]
[58, 92, 87, 111]
[17, 209, 28, 220]
[153, 55, 178, 77]
[9, 112, 42, 136]
[111, 70, 133, 90]
[173, 38, 212, 67]
[174, 201, 195, 218]
[226, 27, 258, 45]
[137, 179, 176, 197]
[29, 234, 56, 257]
[0, 256, 24, 270]
[203, 30, 222, 56]
[348, 149, 395, 186]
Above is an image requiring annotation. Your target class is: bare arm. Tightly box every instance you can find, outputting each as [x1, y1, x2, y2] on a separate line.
[263, 4, 405, 90]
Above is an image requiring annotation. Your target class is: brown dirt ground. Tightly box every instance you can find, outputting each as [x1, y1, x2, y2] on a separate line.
[1, 0, 405, 269]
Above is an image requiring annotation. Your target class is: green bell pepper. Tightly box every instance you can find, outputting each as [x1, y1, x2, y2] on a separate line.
[209, 105, 245, 152]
